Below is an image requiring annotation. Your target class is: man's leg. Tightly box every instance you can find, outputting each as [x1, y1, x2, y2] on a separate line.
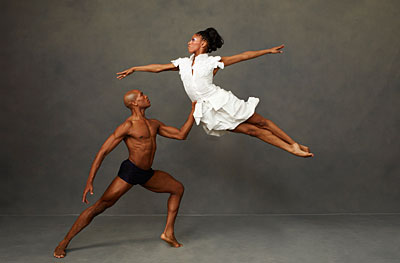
[54, 176, 132, 258]
[246, 113, 311, 153]
[141, 170, 184, 247]
[232, 122, 313, 157]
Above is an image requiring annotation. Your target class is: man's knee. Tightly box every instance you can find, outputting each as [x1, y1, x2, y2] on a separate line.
[174, 182, 184, 196]
[93, 199, 116, 213]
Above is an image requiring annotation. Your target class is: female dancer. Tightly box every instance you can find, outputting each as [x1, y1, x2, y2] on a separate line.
[117, 28, 313, 157]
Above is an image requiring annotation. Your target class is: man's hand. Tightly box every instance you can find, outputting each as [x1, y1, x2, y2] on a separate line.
[191, 101, 197, 111]
[82, 183, 94, 204]
[116, 68, 135, 80]
[268, 44, 285, 54]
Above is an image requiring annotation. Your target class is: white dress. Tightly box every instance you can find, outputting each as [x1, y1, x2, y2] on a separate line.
[172, 53, 259, 136]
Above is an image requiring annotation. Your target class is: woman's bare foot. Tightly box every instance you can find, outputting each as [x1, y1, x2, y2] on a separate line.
[299, 144, 310, 153]
[53, 240, 69, 258]
[161, 233, 183, 248]
[291, 143, 314, 158]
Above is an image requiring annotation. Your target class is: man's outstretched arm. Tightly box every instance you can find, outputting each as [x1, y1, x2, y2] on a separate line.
[82, 121, 131, 203]
[157, 102, 196, 140]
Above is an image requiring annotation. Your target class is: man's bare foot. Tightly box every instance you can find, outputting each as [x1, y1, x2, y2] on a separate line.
[53, 240, 68, 258]
[161, 233, 183, 248]
[299, 144, 310, 153]
[291, 143, 314, 158]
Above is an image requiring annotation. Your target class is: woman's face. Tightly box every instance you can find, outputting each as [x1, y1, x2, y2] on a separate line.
[187, 34, 206, 54]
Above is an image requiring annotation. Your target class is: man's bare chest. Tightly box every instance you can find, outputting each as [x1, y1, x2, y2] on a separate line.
[128, 120, 157, 140]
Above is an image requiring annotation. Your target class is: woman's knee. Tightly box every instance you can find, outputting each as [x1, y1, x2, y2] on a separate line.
[256, 118, 271, 129]
[244, 126, 261, 137]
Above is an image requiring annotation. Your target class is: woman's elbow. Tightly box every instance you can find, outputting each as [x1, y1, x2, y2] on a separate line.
[241, 52, 251, 60]
[154, 65, 165, 73]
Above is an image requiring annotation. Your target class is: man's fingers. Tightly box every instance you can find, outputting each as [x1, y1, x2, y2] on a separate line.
[82, 189, 88, 202]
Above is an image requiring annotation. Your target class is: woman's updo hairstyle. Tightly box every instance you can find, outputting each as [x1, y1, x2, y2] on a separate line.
[196, 27, 224, 53]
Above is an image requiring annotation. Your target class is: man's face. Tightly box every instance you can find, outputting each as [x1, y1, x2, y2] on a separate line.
[135, 91, 151, 108]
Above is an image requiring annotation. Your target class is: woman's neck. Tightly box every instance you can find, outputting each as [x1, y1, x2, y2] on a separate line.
[194, 50, 207, 57]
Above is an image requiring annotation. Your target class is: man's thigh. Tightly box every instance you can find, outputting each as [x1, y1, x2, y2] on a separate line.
[141, 170, 182, 193]
[99, 176, 133, 203]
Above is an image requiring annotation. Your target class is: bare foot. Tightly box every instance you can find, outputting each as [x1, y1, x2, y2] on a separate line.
[53, 240, 68, 258]
[291, 143, 314, 158]
[299, 144, 310, 153]
[161, 233, 183, 248]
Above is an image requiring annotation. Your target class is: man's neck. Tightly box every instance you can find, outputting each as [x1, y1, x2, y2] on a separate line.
[130, 107, 146, 120]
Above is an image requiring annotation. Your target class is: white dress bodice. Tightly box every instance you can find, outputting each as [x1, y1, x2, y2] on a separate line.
[172, 53, 259, 136]
[171, 53, 224, 101]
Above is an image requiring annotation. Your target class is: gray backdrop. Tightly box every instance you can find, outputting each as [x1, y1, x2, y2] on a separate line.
[1, 0, 399, 215]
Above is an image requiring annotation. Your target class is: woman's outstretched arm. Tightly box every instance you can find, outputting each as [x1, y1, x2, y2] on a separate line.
[220, 44, 284, 67]
[116, 63, 178, 80]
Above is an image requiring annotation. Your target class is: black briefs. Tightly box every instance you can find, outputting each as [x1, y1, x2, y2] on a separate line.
[117, 159, 155, 185]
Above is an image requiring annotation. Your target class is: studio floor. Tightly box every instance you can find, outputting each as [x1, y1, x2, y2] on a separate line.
[1, 214, 399, 263]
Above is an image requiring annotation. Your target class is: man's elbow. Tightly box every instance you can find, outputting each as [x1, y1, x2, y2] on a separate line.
[177, 133, 188, 140]
[98, 148, 110, 158]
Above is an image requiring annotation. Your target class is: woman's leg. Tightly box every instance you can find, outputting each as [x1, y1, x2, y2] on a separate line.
[232, 122, 313, 157]
[246, 113, 311, 153]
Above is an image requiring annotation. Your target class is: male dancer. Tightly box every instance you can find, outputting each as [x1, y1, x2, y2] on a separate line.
[54, 89, 196, 258]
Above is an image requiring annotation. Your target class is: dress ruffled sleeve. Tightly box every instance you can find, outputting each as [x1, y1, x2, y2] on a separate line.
[171, 57, 182, 67]
[211, 56, 224, 69]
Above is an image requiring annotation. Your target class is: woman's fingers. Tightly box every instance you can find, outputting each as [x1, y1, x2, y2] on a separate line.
[116, 69, 133, 79]
[116, 73, 128, 79]
[270, 45, 284, 54]
[116, 71, 127, 75]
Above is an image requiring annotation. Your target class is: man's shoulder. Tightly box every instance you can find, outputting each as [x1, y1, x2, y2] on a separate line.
[148, 118, 162, 125]
[117, 120, 133, 132]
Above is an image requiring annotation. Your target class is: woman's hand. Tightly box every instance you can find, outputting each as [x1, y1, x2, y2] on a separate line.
[116, 67, 135, 80]
[268, 44, 285, 54]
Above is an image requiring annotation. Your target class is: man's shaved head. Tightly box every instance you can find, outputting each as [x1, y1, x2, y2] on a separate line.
[123, 90, 140, 108]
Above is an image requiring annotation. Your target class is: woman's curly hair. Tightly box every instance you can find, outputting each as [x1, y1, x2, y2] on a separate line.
[196, 27, 224, 53]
